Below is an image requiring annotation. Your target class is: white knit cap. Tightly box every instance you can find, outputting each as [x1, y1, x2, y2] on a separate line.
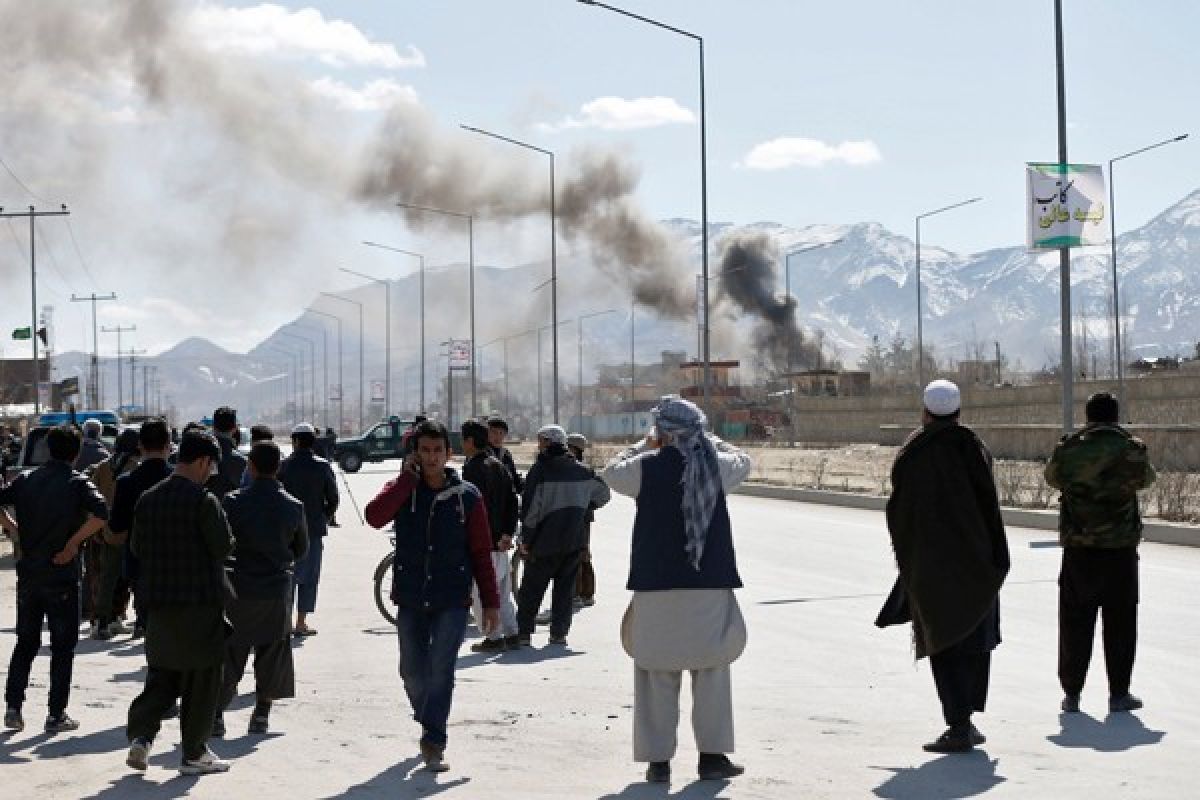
[923, 379, 961, 416]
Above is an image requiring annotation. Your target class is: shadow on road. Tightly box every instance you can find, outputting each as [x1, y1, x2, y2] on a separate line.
[457, 646, 584, 670]
[870, 750, 1004, 799]
[321, 755, 468, 798]
[1047, 711, 1165, 751]
[81, 773, 199, 799]
[30, 723, 126, 758]
[597, 778, 733, 799]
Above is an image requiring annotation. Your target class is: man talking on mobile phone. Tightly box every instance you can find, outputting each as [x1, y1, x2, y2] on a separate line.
[364, 420, 499, 773]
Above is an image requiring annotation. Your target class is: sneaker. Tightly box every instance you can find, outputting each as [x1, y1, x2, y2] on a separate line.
[45, 713, 80, 733]
[1061, 694, 1081, 713]
[697, 753, 744, 780]
[580, 597, 595, 608]
[470, 637, 506, 653]
[1109, 693, 1144, 713]
[88, 621, 100, 637]
[180, 747, 231, 775]
[547, 634, 568, 645]
[503, 635, 521, 650]
[212, 714, 226, 738]
[4, 707, 23, 732]
[572, 597, 584, 610]
[92, 624, 113, 641]
[248, 703, 271, 734]
[161, 702, 180, 720]
[645, 761, 670, 783]
[969, 724, 986, 746]
[922, 725, 974, 753]
[126, 737, 151, 771]
[107, 620, 132, 636]
[420, 742, 449, 773]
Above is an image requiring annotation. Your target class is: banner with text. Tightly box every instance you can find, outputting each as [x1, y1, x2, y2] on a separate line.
[1026, 162, 1108, 249]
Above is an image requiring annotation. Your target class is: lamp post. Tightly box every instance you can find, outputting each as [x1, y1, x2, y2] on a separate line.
[278, 330, 316, 424]
[782, 238, 844, 372]
[460, 124, 560, 422]
[265, 345, 301, 425]
[287, 324, 327, 427]
[364, 241, 426, 412]
[396, 202, 476, 417]
[915, 197, 982, 387]
[306, 309, 343, 434]
[577, 0, 711, 411]
[536, 319, 573, 427]
[577, 309, 618, 430]
[340, 266, 392, 416]
[1108, 132, 1189, 417]
[319, 292, 365, 432]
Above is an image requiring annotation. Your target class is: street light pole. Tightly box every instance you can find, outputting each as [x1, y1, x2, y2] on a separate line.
[577, 309, 618, 430]
[292, 320, 329, 429]
[306, 309, 343, 433]
[915, 197, 982, 387]
[363, 241, 426, 412]
[782, 239, 844, 372]
[577, 1, 710, 412]
[1107, 132, 1189, 418]
[396, 202, 476, 416]
[320, 292, 365, 432]
[460, 125, 560, 422]
[340, 266, 393, 416]
[1053, 0, 1073, 432]
[281, 327, 320, 425]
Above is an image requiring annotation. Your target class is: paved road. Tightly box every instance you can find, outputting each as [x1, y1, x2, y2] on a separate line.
[1, 466, 1196, 798]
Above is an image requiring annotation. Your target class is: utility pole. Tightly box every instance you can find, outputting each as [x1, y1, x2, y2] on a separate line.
[127, 349, 147, 413]
[70, 292, 116, 409]
[0, 204, 71, 413]
[1054, 0, 1074, 432]
[995, 341, 1002, 385]
[101, 324, 135, 411]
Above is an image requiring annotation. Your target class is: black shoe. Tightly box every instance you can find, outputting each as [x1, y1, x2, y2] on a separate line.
[211, 714, 226, 738]
[1061, 694, 1081, 713]
[922, 725, 975, 753]
[248, 706, 270, 734]
[697, 753, 744, 780]
[131, 625, 146, 639]
[645, 761, 670, 783]
[1109, 693, 1143, 713]
[161, 702, 180, 720]
[547, 634, 568, 646]
[503, 635, 521, 650]
[470, 637, 506, 653]
[44, 713, 80, 733]
[969, 724, 986, 745]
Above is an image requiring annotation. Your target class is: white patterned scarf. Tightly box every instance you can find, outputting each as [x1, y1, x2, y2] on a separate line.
[652, 395, 720, 571]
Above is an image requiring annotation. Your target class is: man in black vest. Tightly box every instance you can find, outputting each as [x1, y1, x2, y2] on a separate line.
[603, 396, 752, 784]
[2, 425, 107, 734]
[278, 422, 338, 636]
[515, 425, 610, 648]
[124, 431, 234, 776]
[215, 440, 308, 737]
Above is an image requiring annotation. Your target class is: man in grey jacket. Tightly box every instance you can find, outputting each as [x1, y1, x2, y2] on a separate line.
[278, 423, 338, 637]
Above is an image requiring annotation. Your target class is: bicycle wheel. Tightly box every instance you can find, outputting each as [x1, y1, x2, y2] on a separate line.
[373, 551, 397, 627]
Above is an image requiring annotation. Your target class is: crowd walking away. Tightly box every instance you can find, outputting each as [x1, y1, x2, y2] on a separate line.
[0, 386, 1160, 783]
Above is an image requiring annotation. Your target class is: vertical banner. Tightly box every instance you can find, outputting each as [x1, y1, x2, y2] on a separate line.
[1026, 163, 1108, 249]
[370, 381, 385, 402]
[448, 339, 472, 369]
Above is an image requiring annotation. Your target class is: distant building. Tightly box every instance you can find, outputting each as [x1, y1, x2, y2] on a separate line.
[786, 369, 870, 397]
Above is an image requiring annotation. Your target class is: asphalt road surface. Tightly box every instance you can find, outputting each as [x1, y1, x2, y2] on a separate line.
[1, 464, 1196, 798]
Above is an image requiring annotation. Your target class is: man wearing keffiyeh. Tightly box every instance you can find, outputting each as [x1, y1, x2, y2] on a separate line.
[603, 395, 753, 785]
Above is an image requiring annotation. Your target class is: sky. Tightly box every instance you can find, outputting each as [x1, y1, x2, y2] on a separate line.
[1, 0, 1197, 360]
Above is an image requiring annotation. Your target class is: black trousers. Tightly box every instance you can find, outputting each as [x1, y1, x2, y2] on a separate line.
[5, 580, 80, 716]
[1058, 546, 1139, 698]
[218, 639, 295, 711]
[516, 549, 583, 638]
[127, 664, 222, 762]
[930, 648, 991, 727]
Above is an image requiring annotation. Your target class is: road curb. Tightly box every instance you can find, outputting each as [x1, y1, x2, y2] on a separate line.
[729, 483, 1200, 547]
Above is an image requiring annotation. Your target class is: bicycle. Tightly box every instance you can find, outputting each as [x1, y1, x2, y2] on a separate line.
[373, 534, 396, 626]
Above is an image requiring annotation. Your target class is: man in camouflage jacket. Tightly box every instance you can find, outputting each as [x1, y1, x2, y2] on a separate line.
[1045, 391, 1156, 714]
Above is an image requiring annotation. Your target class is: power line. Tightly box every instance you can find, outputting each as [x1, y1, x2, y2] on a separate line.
[63, 217, 100, 287]
[0, 154, 47, 204]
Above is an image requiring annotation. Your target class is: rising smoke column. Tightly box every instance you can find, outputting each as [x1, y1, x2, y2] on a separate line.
[717, 232, 817, 374]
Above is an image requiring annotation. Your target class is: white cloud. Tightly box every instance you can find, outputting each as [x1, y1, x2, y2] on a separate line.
[739, 137, 883, 170]
[538, 96, 695, 132]
[308, 77, 418, 111]
[189, 3, 425, 69]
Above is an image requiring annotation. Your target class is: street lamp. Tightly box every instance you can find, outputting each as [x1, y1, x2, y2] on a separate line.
[340, 265, 392, 416]
[278, 330, 316, 424]
[396, 201, 476, 417]
[288, 322, 328, 428]
[536, 319, 573, 427]
[264, 345, 301, 424]
[306, 308, 343, 434]
[783, 238, 844, 372]
[1108, 132, 1189, 416]
[915, 197, 982, 387]
[319, 292, 365, 432]
[363, 241, 426, 412]
[577, 309, 618, 430]
[577, 0, 711, 411]
[460, 124, 561, 423]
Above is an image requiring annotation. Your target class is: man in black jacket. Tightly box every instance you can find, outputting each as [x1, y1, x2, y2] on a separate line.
[515, 425, 610, 647]
[2, 425, 107, 734]
[279, 422, 338, 637]
[206, 406, 247, 500]
[124, 431, 234, 776]
[884, 380, 1010, 754]
[462, 420, 519, 652]
[215, 440, 308, 737]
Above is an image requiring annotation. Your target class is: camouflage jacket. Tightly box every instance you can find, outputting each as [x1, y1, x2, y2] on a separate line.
[1045, 423, 1156, 548]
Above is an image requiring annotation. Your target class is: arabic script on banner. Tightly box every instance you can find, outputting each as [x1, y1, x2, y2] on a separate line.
[1026, 162, 1108, 249]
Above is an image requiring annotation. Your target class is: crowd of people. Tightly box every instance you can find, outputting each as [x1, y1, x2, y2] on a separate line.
[0, 384, 1158, 784]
